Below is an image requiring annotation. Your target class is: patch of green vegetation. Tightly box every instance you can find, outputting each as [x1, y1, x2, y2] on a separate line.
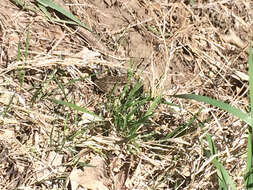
[105, 71, 161, 141]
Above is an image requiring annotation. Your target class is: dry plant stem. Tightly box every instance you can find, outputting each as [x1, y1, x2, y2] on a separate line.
[153, 6, 171, 96]
[77, 27, 112, 56]
[76, 27, 128, 63]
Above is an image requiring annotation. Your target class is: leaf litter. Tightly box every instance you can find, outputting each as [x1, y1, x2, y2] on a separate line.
[0, 0, 253, 189]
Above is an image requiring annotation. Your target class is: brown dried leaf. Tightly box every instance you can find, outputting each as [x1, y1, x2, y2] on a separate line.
[69, 155, 109, 190]
[36, 151, 64, 181]
[113, 170, 127, 190]
[221, 29, 247, 48]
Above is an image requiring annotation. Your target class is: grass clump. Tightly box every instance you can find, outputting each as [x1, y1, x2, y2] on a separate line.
[105, 73, 161, 141]
[52, 70, 162, 146]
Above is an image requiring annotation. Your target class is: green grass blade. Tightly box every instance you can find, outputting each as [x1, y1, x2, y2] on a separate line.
[49, 99, 104, 121]
[245, 128, 253, 189]
[0, 93, 15, 118]
[17, 42, 21, 61]
[11, 0, 36, 12]
[173, 94, 252, 126]
[145, 94, 161, 117]
[31, 69, 57, 104]
[37, 3, 76, 25]
[17, 40, 25, 85]
[38, 3, 52, 20]
[12, 0, 25, 7]
[37, 0, 92, 32]
[25, 29, 29, 60]
[245, 43, 253, 189]
[162, 111, 202, 140]
[54, 77, 67, 100]
[206, 134, 236, 190]
[249, 43, 253, 119]
[206, 133, 217, 156]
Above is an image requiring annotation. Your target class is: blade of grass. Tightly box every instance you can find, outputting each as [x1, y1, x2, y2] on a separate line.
[173, 94, 252, 126]
[0, 93, 15, 118]
[11, 0, 36, 12]
[17, 42, 23, 85]
[31, 69, 57, 104]
[67, 126, 89, 141]
[24, 29, 29, 60]
[54, 77, 67, 100]
[249, 44, 253, 121]
[163, 112, 198, 139]
[128, 114, 150, 138]
[17, 29, 29, 85]
[49, 99, 104, 121]
[36, 0, 92, 32]
[144, 94, 161, 117]
[245, 127, 253, 189]
[206, 134, 236, 190]
[12, 0, 25, 7]
[37, 3, 77, 25]
[245, 43, 253, 189]
[17, 42, 21, 61]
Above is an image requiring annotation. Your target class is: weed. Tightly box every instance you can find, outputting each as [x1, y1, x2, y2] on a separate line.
[17, 29, 29, 85]
[104, 72, 161, 142]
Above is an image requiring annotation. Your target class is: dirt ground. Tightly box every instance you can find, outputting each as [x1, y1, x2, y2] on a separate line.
[1, 0, 253, 189]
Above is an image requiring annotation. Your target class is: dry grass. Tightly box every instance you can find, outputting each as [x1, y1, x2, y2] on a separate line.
[0, 0, 253, 189]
